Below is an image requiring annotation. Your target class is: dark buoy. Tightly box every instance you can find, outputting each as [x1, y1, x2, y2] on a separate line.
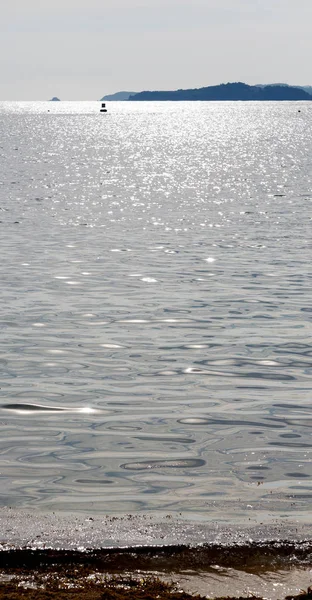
[100, 102, 107, 113]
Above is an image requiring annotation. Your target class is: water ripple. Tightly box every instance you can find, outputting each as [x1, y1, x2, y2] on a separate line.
[0, 101, 311, 517]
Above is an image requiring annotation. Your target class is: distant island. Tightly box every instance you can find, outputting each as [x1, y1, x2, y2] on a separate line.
[49, 97, 60, 101]
[303, 86, 312, 95]
[100, 91, 136, 101]
[129, 82, 312, 101]
[257, 83, 312, 95]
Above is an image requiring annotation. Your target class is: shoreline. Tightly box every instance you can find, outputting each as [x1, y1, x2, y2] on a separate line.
[1, 545, 312, 600]
[1, 543, 312, 600]
[1, 509, 311, 599]
[1, 508, 312, 551]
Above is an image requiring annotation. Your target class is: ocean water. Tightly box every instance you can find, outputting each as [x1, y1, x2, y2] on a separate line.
[0, 101, 311, 521]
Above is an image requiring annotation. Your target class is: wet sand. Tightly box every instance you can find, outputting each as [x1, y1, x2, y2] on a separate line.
[1, 509, 311, 599]
[1, 508, 311, 550]
[1, 575, 311, 600]
[1, 557, 312, 600]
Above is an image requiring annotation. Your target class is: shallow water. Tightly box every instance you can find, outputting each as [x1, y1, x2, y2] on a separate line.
[0, 101, 311, 519]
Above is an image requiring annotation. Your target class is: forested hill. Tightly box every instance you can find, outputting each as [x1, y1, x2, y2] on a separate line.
[129, 82, 312, 101]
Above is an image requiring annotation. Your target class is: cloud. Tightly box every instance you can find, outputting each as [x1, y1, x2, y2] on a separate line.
[4, 0, 311, 33]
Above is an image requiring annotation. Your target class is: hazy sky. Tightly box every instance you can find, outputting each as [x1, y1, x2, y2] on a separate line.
[1, 0, 312, 100]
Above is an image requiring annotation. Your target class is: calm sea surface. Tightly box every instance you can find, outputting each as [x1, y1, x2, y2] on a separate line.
[0, 101, 311, 521]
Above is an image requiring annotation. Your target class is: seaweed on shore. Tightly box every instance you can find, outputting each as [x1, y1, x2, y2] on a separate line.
[0, 576, 311, 600]
[0, 576, 207, 599]
[1, 544, 311, 600]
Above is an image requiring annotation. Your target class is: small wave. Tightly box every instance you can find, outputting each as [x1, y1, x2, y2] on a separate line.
[121, 459, 205, 470]
[1, 403, 97, 413]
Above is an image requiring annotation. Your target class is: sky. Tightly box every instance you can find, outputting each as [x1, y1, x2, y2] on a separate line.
[1, 0, 312, 100]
